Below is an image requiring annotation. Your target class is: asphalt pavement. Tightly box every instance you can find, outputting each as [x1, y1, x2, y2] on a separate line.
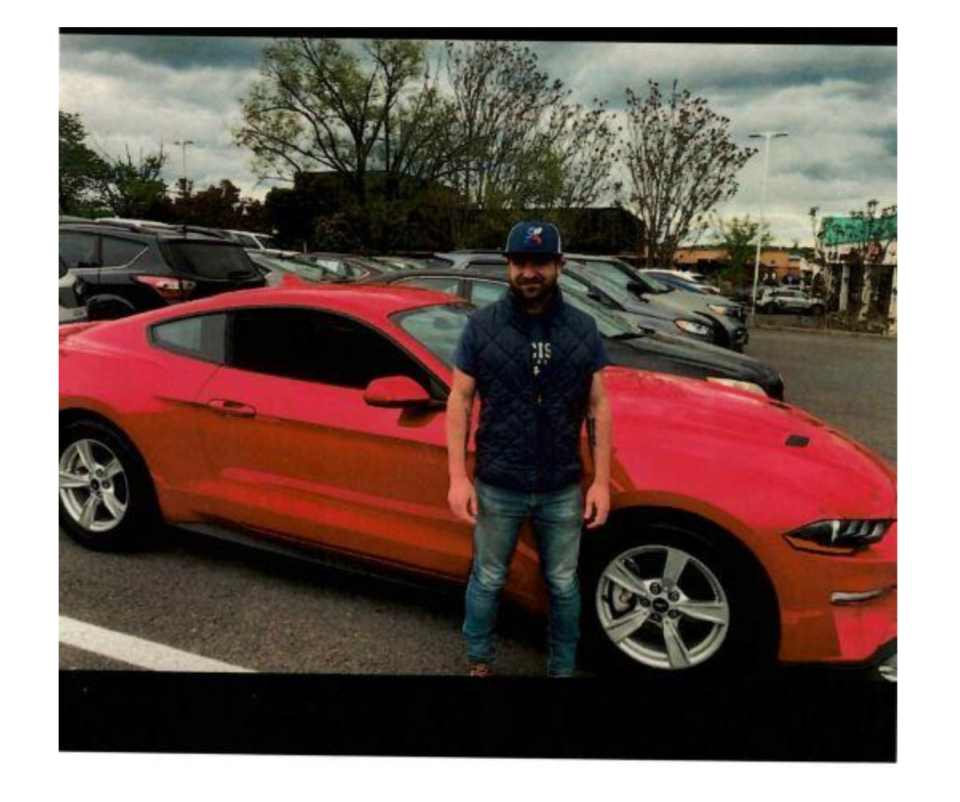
[60, 324, 896, 674]
[745, 325, 896, 464]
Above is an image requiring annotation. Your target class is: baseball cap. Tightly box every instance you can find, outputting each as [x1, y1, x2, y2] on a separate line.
[504, 221, 563, 258]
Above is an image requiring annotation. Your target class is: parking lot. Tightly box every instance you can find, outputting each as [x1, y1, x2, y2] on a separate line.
[58, 325, 896, 675]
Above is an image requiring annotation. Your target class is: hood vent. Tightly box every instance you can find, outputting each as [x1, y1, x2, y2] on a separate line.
[785, 434, 810, 448]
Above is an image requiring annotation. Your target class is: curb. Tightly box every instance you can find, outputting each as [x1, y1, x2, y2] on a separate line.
[750, 323, 896, 340]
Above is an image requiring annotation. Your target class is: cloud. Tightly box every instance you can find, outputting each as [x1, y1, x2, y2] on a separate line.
[60, 34, 270, 70]
[58, 36, 896, 246]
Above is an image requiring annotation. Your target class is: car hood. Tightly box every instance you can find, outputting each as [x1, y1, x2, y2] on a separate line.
[604, 367, 896, 521]
[606, 333, 780, 390]
[643, 288, 737, 316]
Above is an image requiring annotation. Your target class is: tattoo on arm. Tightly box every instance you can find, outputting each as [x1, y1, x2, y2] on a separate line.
[587, 415, 597, 453]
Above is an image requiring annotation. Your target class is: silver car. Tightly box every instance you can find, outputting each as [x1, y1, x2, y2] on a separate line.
[756, 287, 824, 314]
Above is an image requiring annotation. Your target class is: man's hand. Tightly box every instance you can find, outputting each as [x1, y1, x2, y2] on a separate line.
[449, 477, 478, 524]
[583, 482, 610, 530]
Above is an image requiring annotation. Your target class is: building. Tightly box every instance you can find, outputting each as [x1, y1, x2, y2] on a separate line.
[817, 214, 897, 331]
[672, 246, 815, 283]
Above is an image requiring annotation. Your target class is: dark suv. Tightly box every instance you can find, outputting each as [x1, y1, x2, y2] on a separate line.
[58, 220, 265, 320]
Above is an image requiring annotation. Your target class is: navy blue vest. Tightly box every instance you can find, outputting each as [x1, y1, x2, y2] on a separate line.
[468, 288, 600, 493]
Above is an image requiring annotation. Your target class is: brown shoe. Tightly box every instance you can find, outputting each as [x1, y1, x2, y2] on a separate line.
[468, 662, 493, 678]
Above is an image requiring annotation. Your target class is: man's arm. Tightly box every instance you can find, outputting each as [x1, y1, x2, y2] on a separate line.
[584, 368, 612, 530]
[446, 368, 478, 524]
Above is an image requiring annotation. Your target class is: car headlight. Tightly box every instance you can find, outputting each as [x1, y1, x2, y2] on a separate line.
[706, 377, 766, 396]
[784, 519, 894, 554]
[707, 304, 735, 316]
[674, 319, 712, 337]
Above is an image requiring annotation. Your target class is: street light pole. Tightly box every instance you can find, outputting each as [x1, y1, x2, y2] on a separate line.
[173, 140, 194, 196]
[748, 131, 788, 325]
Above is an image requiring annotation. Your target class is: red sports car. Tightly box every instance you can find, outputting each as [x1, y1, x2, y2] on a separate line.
[58, 285, 897, 676]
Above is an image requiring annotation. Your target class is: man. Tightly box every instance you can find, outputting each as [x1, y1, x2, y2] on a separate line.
[446, 221, 612, 678]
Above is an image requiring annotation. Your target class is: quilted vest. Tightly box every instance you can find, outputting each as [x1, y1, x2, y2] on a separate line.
[469, 287, 598, 493]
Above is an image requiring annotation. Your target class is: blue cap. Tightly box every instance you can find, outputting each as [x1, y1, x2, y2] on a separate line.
[504, 221, 563, 258]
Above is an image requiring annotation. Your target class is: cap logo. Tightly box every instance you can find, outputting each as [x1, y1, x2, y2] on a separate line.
[524, 226, 544, 246]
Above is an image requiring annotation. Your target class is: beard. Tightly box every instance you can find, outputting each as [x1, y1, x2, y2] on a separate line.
[508, 273, 559, 307]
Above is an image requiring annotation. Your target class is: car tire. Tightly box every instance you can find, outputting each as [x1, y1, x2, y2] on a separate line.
[580, 519, 777, 677]
[59, 419, 158, 551]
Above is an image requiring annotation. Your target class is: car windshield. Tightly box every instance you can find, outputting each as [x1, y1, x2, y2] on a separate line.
[392, 304, 473, 368]
[163, 241, 259, 280]
[257, 235, 279, 250]
[561, 290, 636, 337]
[577, 259, 670, 295]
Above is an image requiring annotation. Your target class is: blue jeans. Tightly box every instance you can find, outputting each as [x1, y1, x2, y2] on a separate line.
[463, 479, 584, 676]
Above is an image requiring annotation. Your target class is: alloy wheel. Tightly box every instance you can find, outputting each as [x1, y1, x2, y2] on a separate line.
[59, 438, 129, 533]
[596, 544, 730, 670]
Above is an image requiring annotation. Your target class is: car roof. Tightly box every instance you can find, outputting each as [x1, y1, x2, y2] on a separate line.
[136, 283, 470, 325]
[59, 219, 232, 243]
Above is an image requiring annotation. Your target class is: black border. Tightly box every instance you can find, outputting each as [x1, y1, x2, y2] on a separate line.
[61, 670, 896, 760]
[59, 27, 897, 760]
[59, 29, 896, 47]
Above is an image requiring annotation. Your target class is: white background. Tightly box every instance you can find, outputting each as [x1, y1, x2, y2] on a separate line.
[3, 7, 949, 800]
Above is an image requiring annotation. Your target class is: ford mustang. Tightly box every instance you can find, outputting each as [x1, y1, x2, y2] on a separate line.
[58, 285, 897, 676]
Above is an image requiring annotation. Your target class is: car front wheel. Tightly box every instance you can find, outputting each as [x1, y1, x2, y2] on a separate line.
[59, 420, 156, 550]
[582, 522, 777, 675]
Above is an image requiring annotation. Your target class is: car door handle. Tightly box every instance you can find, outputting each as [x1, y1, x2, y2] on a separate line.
[208, 399, 257, 418]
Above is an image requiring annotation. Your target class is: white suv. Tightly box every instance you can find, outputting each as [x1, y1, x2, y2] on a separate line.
[756, 287, 823, 314]
[222, 230, 298, 258]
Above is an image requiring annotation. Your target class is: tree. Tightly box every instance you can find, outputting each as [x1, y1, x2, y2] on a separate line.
[93, 144, 169, 218]
[444, 40, 619, 242]
[712, 214, 771, 285]
[59, 110, 107, 215]
[235, 37, 461, 249]
[237, 39, 453, 199]
[622, 80, 757, 268]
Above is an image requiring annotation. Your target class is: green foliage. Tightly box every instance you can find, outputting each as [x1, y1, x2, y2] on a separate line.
[444, 41, 619, 225]
[59, 110, 107, 216]
[622, 81, 757, 267]
[93, 145, 169, 218]
[713, 215, 771, 285]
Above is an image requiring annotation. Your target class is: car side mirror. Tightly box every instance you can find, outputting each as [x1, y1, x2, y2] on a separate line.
[364, 376, 433, 408]
[627, 281, 645, 296]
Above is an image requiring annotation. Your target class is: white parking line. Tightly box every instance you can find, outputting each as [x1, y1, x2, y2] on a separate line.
[59, 615, 255, 673]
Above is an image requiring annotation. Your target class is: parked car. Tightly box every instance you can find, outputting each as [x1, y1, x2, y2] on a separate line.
[59, 284, 896, 677]
[59, 256, 87, 324]
[294, 253, 396, 281]
[59, 219, 265, 320]
[219, 229, 298, 257]
[640, 269, 723, 296]
[568, 255, 749, 351]
[432, 252, 725, 347]
[247, 253, 347, 287]
[369, 268, 785, 399]
[756, 287, 825, 315]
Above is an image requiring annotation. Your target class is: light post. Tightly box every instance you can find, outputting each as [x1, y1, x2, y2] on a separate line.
[173, 140, 194, 197]
[748, 131, 788, 325]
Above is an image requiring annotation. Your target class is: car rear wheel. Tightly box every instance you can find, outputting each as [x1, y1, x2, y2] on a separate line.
[582, 521, 776, 675]
[59, 420, 156, 550]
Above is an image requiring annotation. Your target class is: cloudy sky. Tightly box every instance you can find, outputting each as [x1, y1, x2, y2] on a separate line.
[59, 34, 896, 247]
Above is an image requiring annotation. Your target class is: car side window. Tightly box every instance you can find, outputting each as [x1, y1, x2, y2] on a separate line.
[235, 233, 258, 248]
[468, 280, 507, 307]
[60, 232, 100, 269]
[151, 313, 227, 363]
[396, 276, 462, 296]
[101, 236, 147, 268]
[227, 307, 435, 392]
